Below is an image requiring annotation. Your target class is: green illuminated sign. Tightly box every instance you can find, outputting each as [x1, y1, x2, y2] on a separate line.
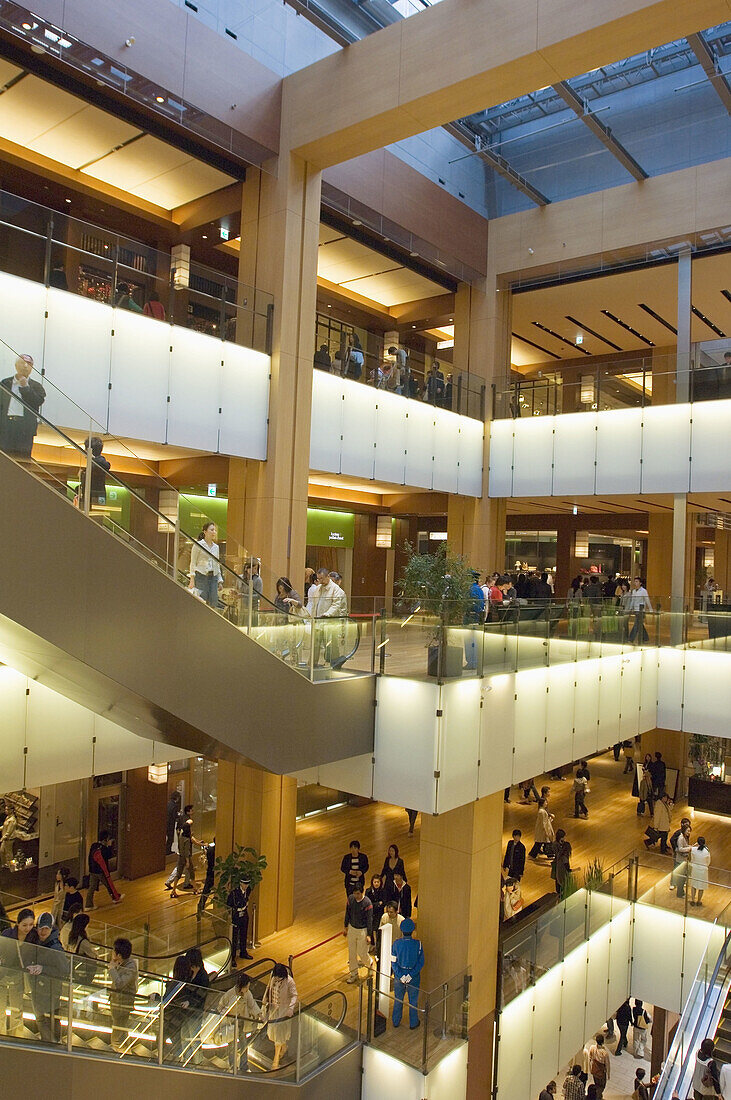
[306, 508, 354, 548]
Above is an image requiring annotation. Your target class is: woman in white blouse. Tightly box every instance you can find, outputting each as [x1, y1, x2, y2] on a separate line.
[263, 963, 298, 1070]
[189, 522, 222, 608]
[689, 837, 711, 907]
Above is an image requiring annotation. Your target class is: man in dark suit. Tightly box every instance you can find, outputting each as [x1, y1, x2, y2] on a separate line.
[503, 828, 526, 881]
[0, 353, 45, 459]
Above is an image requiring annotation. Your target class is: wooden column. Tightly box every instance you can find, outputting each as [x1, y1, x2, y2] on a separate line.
[231, 153, 321, 584]
[646, 514, 673, 606]
[216, 762, 297, 937]
[447, 273, 508, 570]
[121, 767, 167, 880]
[417, 791, 504, 1099]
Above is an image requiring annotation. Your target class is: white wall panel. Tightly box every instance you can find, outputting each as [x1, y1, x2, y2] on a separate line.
[93, 714, 155, 774]
[168, 328, 221, 451]
[108, 309, 169, 441]
[598, 656, 622, 749]
[682, 649, 731, 736]
[219, 345, 269, 459]
[373, 390, 407, 485]
[362, 1046, 425, 1100]
[607, 905, 632, 1011]
[573, 661, 601, 757]
[657, 648, 684, 730]
[374, 678, 438, 813]
[432, 411, 460, 494]
[341, 382, 376, 479]
[639, 650, 659, 733]
[26, 682, 94, 787]
[404, 401, 435, 489]
[559, 944, 590, 1067]
[690, 399, 731, 493]
[479, 673, 515, 797]
[316, 753, 374, 799]
[44, 289, 111, 431]
[531, 967, 563, 1091]
[511, 415, 554, 496]
[545, 663, 576, 773]
[641, 403, 691, 493]
[438, 680, 480, 813]
[619, 652, 642, 739]
[680, 918, 716, 1010]
[309, 372, 344, 472]
[487, 419, 513, 497]
[0, 665, 28, 791]
[457, 417, 484, 497]
[584, 923, 611, 1033]
[0, 271, 46, 369]
[552, 412, 596, 495]
[632, 903, 685, 1009]
[595, 407, 642, 494]
[513, 667, 548, 781]
[496, 991, 534, 1100]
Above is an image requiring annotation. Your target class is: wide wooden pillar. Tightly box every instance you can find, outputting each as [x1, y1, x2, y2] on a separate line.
[229, 152, 320, 583]
[216, 761, 297, 937]
[447, 274, 508, 570]
[417, 791, 504, 1099]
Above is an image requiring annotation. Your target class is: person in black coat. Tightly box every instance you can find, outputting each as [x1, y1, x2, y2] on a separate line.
[23, 912, 69, 1043]
[78, 436, 111, 505]
[380, 844, 407, 893]
[227, 881, 253, 963]
[615, 997, 633, 1056]
[648, 752, 666, 798]
[166, 792, 182, 854]
[502, 829, 526, 880]
[386, 873, 412, 918]
[0, 354, 46, 459]
[340, 840, 369, 896]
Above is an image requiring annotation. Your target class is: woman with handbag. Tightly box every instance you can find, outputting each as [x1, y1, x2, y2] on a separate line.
[632, 999, 651, 1058]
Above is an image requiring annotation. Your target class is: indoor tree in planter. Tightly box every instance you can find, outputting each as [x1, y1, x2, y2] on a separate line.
[213, 845, 267, 913]
[399, 540, 477, 678]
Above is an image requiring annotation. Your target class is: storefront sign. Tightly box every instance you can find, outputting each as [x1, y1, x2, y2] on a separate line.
[307, 508, 355, 548]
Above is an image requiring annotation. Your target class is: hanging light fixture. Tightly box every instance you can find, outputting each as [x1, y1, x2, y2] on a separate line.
[574, 533, 589, 558]
[376, 515, 392, 549]
[148, 763, 168, 784]
[580, 375, 595, 404]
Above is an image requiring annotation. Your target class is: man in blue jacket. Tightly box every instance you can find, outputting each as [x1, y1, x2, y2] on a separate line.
[464, 571, 485, 670]
[391, 918, 424, 1029]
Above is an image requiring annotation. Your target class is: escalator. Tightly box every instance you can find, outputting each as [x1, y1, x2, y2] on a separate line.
[0, 365, 375, 773]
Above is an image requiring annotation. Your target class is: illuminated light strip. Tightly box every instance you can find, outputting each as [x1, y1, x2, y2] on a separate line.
[375, 638, 390, 650]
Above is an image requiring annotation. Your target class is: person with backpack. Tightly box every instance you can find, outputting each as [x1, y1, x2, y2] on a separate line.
[587, 1033, 611, 1099]
[693, 1037, 721, 1100]
[632, 999, 651, 1058]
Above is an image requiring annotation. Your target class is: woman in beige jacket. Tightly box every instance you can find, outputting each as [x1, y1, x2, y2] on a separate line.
[529, 798, 555, 859]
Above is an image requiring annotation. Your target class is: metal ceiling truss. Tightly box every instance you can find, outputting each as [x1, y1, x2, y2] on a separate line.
[686, 31, 731, 115]
[551, 80, 648, 182]
[446, 121, 551, 207]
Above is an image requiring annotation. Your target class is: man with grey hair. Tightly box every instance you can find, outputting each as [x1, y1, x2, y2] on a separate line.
[0, 353, 46, 458]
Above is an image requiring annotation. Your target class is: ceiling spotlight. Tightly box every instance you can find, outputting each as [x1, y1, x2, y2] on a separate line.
[528, 247, 534, 255]
[155, 95, 165, 103]
[351, 219, 362, 226]
[202, 234, 207, 239]
[64, 197, 71, 203]
[21, 21, 33, 29]
[409, 251, 418, 257]
[125, 36, 135, 47]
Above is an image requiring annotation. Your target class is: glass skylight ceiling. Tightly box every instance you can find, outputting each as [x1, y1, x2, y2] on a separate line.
[457, 25, 731, 216]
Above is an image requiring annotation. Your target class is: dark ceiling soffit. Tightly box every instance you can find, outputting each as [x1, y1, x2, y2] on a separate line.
[446, 121, 551, 207]
[283, 0, 367, 47]
[552, 80, 648, 182]
[319, 202, 460, 292]
[686, 32, 731, 116]
[0, 30, 264, 178]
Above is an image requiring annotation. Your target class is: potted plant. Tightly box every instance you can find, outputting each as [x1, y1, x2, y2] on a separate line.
[213, 845, 268, 909]
[583, 858, 604, 892]
[399, 540, 477, 678]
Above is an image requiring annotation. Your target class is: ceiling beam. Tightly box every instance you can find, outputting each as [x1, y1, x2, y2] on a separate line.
[686, 31, 731, 116]
[552, 80, 648, 182]
[446, 121, 551, 206]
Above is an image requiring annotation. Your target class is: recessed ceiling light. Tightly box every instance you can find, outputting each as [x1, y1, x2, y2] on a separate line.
[21, 22, 33, 29]
[351, 219, 362, 226]
[155, 95, 165, 103]
[202, 234, 207, 239]
[412, 324, 416, 328]
[64, 197, 71, 203]
[327, 305, 331, 309]
[409, 251, 418, 257]
[449, 318, 453, 322]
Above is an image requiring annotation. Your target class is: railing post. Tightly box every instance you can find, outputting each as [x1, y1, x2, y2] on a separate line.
[440, 981, 448, 1040]
[173, 510, 180, 583]
[83, 423, 93, 515]
[157, 993, 165, 1065]
[421, 998, 430, 1073]
[219, 284, 227, 341]
[265, 302, 274, 356]
[43, 215, 54, 287]
[232, 1014, 239, 1076]
[67, 955, 74, 1053]
[295, 1002, 303, 1083]
[379, 607, 386, 675]
[309, 614, 316, 680]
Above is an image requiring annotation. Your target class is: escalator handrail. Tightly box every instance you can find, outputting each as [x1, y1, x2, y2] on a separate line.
[301, 987, 349, 1030]
[653, 928, 731, 1100]
[88, 931, 233, 980]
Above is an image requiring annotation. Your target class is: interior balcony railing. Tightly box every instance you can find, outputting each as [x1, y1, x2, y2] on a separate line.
[0, 336, 374, 684]
[494, 338, 731, 418]
[0, 188, 273, 355]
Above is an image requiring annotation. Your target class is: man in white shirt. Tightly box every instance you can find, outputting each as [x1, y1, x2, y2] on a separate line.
[0, 353, 46, 459]
[627, 577, 653, 645]
[307, 567, 348, 666]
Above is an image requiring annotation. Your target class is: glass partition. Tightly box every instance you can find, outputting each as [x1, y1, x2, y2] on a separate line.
[0, 189, 273, 354]
[494, 337, 731, 419]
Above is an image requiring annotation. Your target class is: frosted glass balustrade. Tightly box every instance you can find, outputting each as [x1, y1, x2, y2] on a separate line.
[0, 269, 269, 460]
[310, 371, 484, 496]
[490, 401, 731, 497]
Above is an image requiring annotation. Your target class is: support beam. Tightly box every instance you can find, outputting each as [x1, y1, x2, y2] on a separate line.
[446, 121, 551, 207]
[687, 32, 731, 116]
[552, 80, 648, 181]
[283, 0, 729, 166]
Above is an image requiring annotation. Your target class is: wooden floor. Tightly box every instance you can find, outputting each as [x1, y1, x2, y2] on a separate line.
[9, 754, 730, 1013]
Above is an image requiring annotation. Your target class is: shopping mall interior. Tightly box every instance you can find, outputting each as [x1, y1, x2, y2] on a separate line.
[0, 1, 729, 1098]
